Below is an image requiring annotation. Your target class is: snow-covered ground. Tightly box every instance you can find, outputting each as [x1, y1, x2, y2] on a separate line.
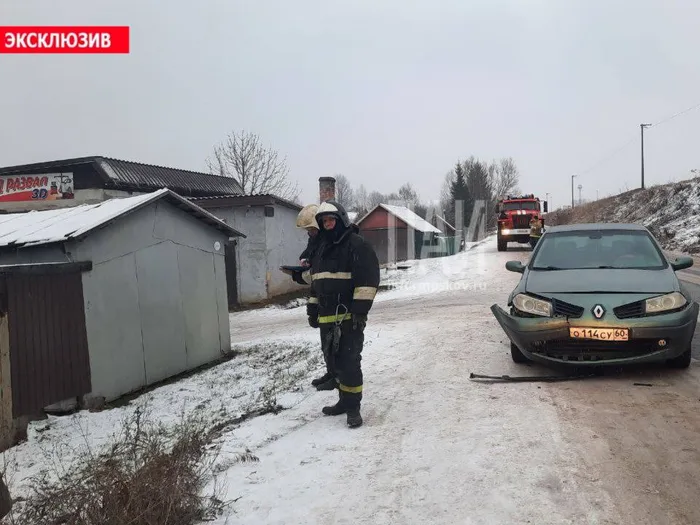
[0, 238, 488, 514]
[5, 236, 700, 524]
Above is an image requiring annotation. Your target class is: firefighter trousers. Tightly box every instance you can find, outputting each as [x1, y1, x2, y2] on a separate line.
[319, 319, 364, 409]
[319, 329, 334, 376]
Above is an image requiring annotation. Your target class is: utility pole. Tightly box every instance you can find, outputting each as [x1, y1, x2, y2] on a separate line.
[545, 192, 550, 212]
[641, 123, 651, 189]
[578, 184, 582, 205]
[571, 175, 577, 208]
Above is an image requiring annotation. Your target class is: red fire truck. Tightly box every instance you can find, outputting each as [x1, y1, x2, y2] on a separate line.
[495, 194, 548, 251]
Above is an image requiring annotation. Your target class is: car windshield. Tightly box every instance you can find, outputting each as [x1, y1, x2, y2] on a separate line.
[531, 230, 666, 270]
[503, 201, 538, 211]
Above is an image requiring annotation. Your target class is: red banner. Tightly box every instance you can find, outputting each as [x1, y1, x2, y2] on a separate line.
[0, 174, 75, 202]
[0, 26, 129, 54]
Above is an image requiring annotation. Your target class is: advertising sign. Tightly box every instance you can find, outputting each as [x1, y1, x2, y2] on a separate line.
[0, 173, 75, 202]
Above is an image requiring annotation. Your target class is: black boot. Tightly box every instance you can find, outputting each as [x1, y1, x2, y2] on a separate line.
[344, 391, 363, 428]
[322, 391, 346, 416]
[346, 408, 362, 428]
[311, 372, 333, 387]
[316, 377, 337, 391]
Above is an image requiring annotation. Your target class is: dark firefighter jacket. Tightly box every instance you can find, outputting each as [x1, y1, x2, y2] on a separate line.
[292, 234, 321, 285]
[300, 233, 321, 262]
[307, 207, 380, 324]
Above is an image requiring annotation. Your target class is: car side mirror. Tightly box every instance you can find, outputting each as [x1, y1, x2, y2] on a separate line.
[542, 201, 548, 213]
[505, 260, 525, 273]
[671, 256, 693, 271]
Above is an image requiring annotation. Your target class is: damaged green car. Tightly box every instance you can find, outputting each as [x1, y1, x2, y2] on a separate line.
[491, 223, 699, 368]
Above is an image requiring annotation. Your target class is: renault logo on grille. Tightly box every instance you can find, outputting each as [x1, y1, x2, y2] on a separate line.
[592, 304, 606, 319]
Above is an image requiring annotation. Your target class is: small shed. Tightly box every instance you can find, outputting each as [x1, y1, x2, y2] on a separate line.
[0, 189, 244, 447]
[189, 194, 307, 307]
[357, 203, 444, 264]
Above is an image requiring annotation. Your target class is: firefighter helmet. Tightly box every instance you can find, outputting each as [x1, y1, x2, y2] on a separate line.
[315, 200, 351, 229]
[296, 204, 319, 229]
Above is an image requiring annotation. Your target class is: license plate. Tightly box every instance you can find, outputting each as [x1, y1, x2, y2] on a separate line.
[569, 327, 629, 341]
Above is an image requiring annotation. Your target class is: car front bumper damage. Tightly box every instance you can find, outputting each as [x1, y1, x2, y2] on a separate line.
[490, 302, 699, 366]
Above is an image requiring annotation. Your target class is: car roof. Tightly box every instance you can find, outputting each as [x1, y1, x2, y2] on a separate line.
[545, 222, 648, 233]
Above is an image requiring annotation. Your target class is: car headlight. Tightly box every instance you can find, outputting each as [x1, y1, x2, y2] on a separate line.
[513, 293, 552, 317]
[645, 292, 687, 314]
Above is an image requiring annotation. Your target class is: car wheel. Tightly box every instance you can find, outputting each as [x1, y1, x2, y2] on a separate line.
[511, 342, 530, 363]
[497, 238, 507, 251]
[667, 346, 692, 369]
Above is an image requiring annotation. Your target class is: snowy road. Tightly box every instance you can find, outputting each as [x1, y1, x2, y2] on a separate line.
[218, 240, 700, 525]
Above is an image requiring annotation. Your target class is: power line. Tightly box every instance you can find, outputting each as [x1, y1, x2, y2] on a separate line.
[652, 101, 700, 127]
[576, 100, 700, 176]
[577, 134, 637, 176]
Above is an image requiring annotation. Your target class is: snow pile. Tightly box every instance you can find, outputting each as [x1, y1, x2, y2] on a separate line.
[547, 177, 700, 253]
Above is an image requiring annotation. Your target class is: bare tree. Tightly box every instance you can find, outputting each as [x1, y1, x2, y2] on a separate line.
[491, 157, 520, 200]
[397, 183, 427, 218]
[353, 184, 370, 217]
[368, 191, 385, 209]
[398, 183, 419, 206]
[333, 174, 355, 209]
[206, 130, 299, 201]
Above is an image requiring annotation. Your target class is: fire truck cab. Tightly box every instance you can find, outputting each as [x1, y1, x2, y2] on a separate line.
[495, 194, 548, 252]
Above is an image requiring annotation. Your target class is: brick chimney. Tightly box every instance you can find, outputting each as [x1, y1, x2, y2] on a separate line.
[319, 176, 336, 203]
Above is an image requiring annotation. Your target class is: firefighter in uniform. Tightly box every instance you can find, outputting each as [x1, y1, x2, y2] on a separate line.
[283, 204, 337, 390]
[529, 215, 544, 248]
[309, 200, 380, 428]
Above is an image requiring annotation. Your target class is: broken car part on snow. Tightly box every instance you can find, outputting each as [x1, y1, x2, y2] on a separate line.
[469, 372, 598, 383]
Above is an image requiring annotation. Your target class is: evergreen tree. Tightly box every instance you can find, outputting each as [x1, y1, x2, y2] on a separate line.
[449, 161, 474, 229]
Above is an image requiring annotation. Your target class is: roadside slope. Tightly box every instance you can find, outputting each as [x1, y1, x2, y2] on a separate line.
[546, 177, 700, 254]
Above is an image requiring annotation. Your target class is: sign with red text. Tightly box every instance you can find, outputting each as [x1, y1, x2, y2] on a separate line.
[0, 26, 129, 54]
[0, 173, 75, 202]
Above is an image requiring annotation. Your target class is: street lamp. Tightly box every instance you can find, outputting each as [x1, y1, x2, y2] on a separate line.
[571, 175, 577, 208]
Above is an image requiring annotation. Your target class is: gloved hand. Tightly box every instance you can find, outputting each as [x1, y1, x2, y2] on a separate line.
[308, 316, 319, 328]
[352, 314, 367, 331]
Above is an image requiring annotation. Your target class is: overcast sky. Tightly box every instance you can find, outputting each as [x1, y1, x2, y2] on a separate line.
[1, 0, 699, 210]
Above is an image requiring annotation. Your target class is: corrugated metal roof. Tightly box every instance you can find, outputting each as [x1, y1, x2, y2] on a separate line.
[0, 156, 243, 197]
[96, 157, 243, 196]
[188, 193, 303, 211]
[0, 188, 245, 249]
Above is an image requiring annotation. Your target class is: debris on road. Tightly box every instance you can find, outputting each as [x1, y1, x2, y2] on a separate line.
[469, 372, 598, 382]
